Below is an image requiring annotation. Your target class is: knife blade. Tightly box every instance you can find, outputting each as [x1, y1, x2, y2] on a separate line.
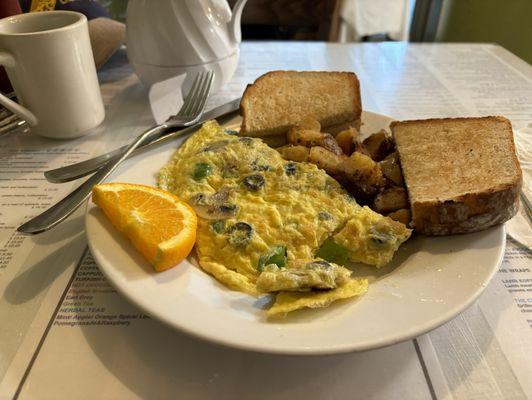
[44, 98, 241, 183]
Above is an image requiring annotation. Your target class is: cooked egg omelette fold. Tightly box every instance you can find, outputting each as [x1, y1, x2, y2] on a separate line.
[158, 121, 411, 316]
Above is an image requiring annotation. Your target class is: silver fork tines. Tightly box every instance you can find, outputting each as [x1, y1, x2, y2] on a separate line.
[167, 71, 214, 125]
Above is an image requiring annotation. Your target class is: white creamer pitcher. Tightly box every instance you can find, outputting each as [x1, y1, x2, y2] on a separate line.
[126, 0, 248, 93]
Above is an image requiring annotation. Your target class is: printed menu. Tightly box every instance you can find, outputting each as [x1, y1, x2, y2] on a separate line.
[0, 43, 531, 399]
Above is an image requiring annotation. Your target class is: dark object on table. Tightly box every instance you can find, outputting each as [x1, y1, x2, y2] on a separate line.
[0, 0, 22, 93]
[19, 0, 108, 18]
[0, 0, 22, 17]
[228, 0, 341, 41]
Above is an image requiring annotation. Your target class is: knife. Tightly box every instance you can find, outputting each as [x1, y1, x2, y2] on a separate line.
[44, 98, 241, 183]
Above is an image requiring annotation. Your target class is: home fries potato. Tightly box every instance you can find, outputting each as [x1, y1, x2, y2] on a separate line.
[158, 121, 411, 317]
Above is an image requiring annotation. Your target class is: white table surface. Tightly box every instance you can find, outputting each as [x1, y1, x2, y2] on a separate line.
[0, 41, 531, 400]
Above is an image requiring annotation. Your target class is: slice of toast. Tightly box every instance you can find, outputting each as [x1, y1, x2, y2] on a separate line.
[391, 116, 522, 235]
[240, 71, 362, 137]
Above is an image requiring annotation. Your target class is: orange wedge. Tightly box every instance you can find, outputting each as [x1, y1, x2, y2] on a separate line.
[92, 183, 197, 272]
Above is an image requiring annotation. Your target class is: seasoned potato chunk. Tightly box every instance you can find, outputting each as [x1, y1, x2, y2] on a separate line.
[387, 208, 412, 225]
[287, 128, 322, 146]
[353, 139, 370, 156]
[363, 130, 394, 161]
[335, 127, 359, 155]
[340, 152, 385, 196]
[277, 145, 310, 162]
[287, 128, 343, 155]
[321, 134, 344, 155]
[379, 152, 404, 186]
[373, 187, 409, 213]
[309, 146, 345, 175]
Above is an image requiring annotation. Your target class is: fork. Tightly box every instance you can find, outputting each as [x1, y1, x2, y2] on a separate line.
[17, 70, 214, 234]
[0, 92, 28, 136]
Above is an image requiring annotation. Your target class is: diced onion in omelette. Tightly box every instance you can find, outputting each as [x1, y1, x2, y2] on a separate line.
[158, 121, 410, 315]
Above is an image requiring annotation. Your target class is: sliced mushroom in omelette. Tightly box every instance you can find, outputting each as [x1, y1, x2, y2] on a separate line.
[158, 121, 411, 316]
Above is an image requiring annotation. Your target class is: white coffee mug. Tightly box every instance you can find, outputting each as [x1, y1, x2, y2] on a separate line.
[0, 11, 104, 139]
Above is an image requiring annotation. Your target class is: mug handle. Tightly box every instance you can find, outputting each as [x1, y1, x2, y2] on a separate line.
[0, 51, 38, 126]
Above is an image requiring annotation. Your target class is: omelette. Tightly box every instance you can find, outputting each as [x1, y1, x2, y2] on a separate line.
[158, 121, 411, 317]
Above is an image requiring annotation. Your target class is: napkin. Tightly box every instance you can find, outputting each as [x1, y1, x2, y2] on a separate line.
[506, 126, 532, 248]
[148, 75, 186, 125]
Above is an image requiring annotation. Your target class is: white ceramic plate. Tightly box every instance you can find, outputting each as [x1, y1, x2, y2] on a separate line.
[86, 112, 505, 355]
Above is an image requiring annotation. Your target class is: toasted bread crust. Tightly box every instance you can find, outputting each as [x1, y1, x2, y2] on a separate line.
[240, 71, 362, 137]
[392, 116, 522, 235]
[411, 182, 520, 235]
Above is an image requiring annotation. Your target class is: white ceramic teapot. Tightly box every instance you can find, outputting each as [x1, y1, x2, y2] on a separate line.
[126, 0, 248, 93]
